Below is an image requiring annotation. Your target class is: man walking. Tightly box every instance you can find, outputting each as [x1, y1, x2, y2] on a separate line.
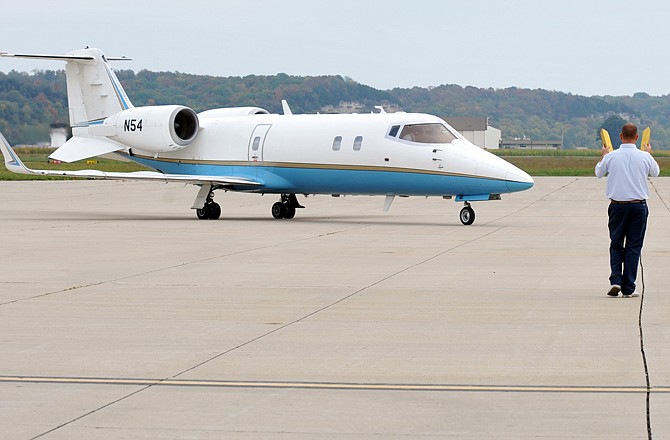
[595, 123, 660, 297]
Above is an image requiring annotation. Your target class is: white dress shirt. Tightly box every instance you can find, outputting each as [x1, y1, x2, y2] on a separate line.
[595, 143, 660, 200]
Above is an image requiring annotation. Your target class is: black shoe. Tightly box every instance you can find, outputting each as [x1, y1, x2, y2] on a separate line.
[607, 285, 621, 297]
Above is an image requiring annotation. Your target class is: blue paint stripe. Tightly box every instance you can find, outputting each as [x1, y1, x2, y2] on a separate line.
[6, 146, 22, 166]
[105, 63, 130, 110]
[128, 156, 531, 196]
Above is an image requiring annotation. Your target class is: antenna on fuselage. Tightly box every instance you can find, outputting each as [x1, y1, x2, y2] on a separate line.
[281, 100, 293, 116]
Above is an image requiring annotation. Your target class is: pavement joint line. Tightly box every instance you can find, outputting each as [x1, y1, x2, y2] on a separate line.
[0, 223, 370, 308]
[483, 177, 580, 226]
[2, 376, 669, 394]
[167, 225, 506, 382]
[650, 179, 670, 213]
[4, 221, 445, 438]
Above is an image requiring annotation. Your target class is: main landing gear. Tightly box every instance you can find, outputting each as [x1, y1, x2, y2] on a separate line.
[196, 200, 221, 220]
[195, 188, 221, 220]
[459, 202, 475, 226]
[271, 193, 304, 219]
[193, 188, 305, 221]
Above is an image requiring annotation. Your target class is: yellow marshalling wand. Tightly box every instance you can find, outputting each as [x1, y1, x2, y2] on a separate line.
[600, 128, 613, 152]
[641, 127, 651, 151]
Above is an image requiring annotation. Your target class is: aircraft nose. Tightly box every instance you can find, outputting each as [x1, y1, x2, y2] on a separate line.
[505, 168, 534, 192]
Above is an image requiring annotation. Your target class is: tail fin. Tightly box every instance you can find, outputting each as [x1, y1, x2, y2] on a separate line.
[0, 47, 133, 126]
[1, 48, 133, 162]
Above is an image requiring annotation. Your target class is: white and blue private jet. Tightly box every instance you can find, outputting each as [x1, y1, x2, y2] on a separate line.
[0, 47, 533, 225]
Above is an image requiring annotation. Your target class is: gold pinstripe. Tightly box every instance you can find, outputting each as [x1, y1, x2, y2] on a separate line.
[132, 154, 509, 182]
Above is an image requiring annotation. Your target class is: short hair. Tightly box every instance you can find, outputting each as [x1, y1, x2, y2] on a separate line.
[621, 123, 638, 140]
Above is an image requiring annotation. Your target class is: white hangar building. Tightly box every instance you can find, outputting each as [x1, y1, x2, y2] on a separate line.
[443, 117, 501, 150]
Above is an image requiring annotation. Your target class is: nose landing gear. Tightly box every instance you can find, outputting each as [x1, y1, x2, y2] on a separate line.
[459, 202, 475, 225]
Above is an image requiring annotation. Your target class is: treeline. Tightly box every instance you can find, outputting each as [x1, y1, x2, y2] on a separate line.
[2, 69, 670, 148]
[392, 85, 670, 149]
[0, 70, 69, 144]
[116, 70, 397, 115]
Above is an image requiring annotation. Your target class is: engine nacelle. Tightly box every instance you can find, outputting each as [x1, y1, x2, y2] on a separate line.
[198, 107, 270, 119]
[97, 105, 199, 153]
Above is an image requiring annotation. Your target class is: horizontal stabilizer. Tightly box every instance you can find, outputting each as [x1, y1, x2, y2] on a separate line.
[0, 51, 131, 61]
[0, 52, 92, 61]
[50, 137, 124, 163]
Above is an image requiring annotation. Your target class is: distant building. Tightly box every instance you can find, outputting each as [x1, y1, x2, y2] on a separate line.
[500, 139, 562, 149]
[50, 123, 68, 148]
[443, 117, 501, 149]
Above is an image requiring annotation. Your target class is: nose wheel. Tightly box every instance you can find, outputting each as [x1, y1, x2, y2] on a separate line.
[459, 203, 475, 225]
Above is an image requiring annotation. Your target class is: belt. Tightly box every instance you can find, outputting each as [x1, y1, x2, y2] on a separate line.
[610, 199, 646, 204]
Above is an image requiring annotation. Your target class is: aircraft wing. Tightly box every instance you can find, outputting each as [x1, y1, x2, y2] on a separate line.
[0, 132, 262, 188]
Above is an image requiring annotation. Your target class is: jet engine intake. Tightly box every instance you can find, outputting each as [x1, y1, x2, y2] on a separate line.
[100, 105, 199, 153]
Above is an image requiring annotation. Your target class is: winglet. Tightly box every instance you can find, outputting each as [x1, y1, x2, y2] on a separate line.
[0, 132, 39, 175]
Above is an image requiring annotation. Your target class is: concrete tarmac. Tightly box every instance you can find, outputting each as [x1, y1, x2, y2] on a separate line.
[0, 177, 669, 439]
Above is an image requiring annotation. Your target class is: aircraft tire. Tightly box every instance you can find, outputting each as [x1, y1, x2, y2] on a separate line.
[459, 206, 475, 225]
[207, 202, 221, 220]
[284, 205, 296, 219]
[196, 208, 208, 220]
[272, 202, 285, 219]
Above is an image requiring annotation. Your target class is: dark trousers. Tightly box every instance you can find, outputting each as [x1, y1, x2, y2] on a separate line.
[608, 202, 649, 295]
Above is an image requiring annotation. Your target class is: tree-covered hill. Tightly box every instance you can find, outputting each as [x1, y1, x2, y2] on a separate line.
[116, 70, 399, 115]
[2, 69, 669, 149]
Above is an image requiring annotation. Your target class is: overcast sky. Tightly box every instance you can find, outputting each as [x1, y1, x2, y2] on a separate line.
[2, 0, 669, 96]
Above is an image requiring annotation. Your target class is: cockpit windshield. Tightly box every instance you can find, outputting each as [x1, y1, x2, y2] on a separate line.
[399, 123, 457, 144]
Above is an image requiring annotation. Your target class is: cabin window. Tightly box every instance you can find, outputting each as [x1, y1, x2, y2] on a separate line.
[332, 136, 342, 151]
[399, 123, 457, 144]
[388, 125, 400, 137]
[353, 136, 363, 151]
[252, 136, 261, 151]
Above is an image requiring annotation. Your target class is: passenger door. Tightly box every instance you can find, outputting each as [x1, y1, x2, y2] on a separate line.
[248, 124, 272, 161]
